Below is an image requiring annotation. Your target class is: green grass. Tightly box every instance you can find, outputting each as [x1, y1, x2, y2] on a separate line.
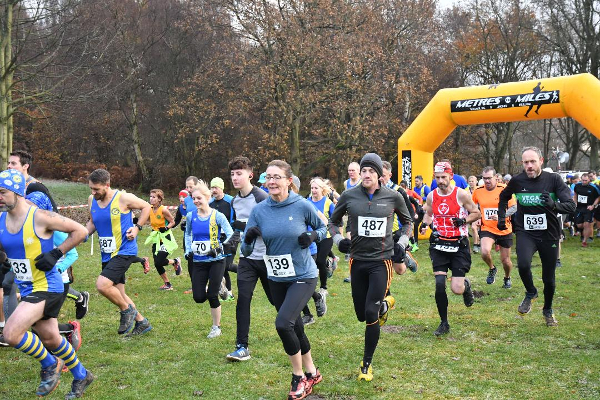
[1, 181, 599, 399]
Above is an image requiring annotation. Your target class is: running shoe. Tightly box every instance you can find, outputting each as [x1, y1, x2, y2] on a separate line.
[142, 257, 150, 274]
[126, 318, 152, 337]
[357, 361, 373, 382]
[344, 253, 350, 262]
[517, 291, 538, 315]
[410, 242, 419, 252]
[207, 325, 222, 339]
[288, 374, 310, 400]
[463, 279, 474, 307]
[159, 283, 173, 291]
[502, 277, 512, 289]
[302, 314, 315, 326]
[378, 295, 395, 326]
[36, 357, 64, 397]
[226, 345, 251, 361]
[75, 291, 89, 320]
[183, 288, 193, 294]
[65, 371, 95, 400]
[343, 276, 351, 283]
[0, 334, 9, 347]
[596, 230, 600, 238]
[405, 251, 418, 273]
[67, 321, 82, 352]
[542, 309, 558, 327]
[326, 257, 334, 278]
[118, 305, 138, 334]
[582, 241, 588, 248]
[332, 256, 339, 270]
[218, 278, 228, 300]
[473, 244, 480, 253]
[305, 368, 322, 391]
[587, 237, 594, 243]
[314, 291, 327, 317]
[173, 257, 182, 275]
[434, 321, 450, 336]
[486, 267, 497, 285]
[222, 293, 235, 302]
[555, 259, 562, 268]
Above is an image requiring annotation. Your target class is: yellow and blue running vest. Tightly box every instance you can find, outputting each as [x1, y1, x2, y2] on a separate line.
[0, 206, 62, 296]
[91, 190, 137, 262]
[308, 196, 335, 238]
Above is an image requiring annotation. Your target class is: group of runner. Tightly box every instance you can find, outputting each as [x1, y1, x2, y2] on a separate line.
[0, 146, 593, 399]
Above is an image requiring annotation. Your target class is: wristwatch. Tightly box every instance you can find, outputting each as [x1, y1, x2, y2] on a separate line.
[135, 224, 143, 231]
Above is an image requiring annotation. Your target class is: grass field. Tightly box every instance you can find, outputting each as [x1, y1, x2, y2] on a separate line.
[1, 180, 599, 399]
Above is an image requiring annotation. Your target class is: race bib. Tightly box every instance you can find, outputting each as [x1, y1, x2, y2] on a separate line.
[524, 214, 547, 230]
[263, 254, 295, 278]
[192, 240, 211, 256]
[578, 195, 588, 204]
[10, 258, 33, 281]
[433, 244, 460, 253]
[483, 208, 498, 220]
[357, 216, 387, 237]
[98, 236, 117, 253]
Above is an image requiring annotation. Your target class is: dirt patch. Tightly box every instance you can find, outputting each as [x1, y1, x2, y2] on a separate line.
[472, 290, 486, 299]
[381, 325, 428, 334]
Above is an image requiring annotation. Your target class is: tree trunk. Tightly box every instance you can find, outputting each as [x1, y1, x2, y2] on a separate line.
[0, 1, 13, 166]
[290, 112, 300, 176]
[589, 133, 599, 170]
[129, 92, 150, 189]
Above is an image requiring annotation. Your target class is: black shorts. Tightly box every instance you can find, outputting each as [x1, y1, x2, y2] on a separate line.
[479, 230, 513, 248]
[22, 291, 65, 320]
[429, 237, 471, 277]
[575, 209, 595, 224]
[101, 255, 137, 284]
[595, 207, 600, 221]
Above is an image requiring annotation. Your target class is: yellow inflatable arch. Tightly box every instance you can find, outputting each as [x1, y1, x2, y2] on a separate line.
[398, 73, 600, 188]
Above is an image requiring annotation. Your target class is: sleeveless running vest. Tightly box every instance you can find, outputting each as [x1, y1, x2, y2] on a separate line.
[344, 178, 361, 191]
[0, 207, 62, 296]
[190, 209, 220, 261]
[91, 190, 138, 262]
[308, 196, 334, 238]
[431, 186, 468, 238]
[150, 205, 168, 231]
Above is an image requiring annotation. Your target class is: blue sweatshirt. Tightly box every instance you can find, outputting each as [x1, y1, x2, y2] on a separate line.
[241, 192, 326, 282]
[53, 231, 79, 284]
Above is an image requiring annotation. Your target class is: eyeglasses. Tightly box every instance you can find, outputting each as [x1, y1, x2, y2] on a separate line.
[482, 177, 494, 181]
[265, 175, 285, 181]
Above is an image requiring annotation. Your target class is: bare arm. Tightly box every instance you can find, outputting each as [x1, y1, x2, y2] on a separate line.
[121, 192, 151, 240]
[163, 207, 175, 228]
[419, 192, 434, 234]
[458, 189, 481, 223]
[35, 211, 87, 254]
[86, 195, 96, 235]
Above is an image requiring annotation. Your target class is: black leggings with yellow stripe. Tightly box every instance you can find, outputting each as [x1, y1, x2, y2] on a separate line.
[349, 258, 393, 365]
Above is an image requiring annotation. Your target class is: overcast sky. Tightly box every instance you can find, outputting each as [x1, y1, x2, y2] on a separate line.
[438, 0, 459, 10]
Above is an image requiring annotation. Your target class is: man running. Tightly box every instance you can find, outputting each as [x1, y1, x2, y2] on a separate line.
[572, 173, 600, 247]
[498, 147, 575, 327]
[0, 169, 93, 398]
[420, 161, 480, 336]
[471, 167, 516, 288]
[329, 153, 413, 381]
[86, 168, 153, 336]
[225, 156, 271, 361]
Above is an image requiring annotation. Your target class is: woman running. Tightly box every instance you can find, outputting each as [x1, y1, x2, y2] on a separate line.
[184, 181, 233, 338]
[241, 160, 326, 400]
[145, 189, 181, 290]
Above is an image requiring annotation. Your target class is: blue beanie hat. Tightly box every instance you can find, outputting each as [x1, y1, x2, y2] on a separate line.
[26, 192, 54, 211]
[0, 169, 26, 197]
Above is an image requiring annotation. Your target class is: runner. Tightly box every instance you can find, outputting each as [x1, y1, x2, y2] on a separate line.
[185, 180, 233, 339]
[145, 189, 181, 290]
[0, 169, 93, 398]
[241, 159, 325, 399]
[420, 161, 480, 336]
[7, 150, 58, 211]
[225, 156, 272, 361]
[471, 167, 516, 288]
[498, 147, 576, 327]
[467, 176, 481, 253]
[572, 173, 600, 247]
[209, 177, 237, 302]
[328, 153, 413, 381]
[86, 168, 153, 336]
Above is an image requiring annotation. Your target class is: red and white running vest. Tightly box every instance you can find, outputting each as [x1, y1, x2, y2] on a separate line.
[431, 186, 468, 238]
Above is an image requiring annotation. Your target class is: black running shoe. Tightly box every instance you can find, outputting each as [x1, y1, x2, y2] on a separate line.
[518, 291, 538, 315]
[36, 357, 64, 396]
[65, 371, 95, 399]
[126, 318, 153, 337]
[542, 309, 558, 327]
[75, 291, 89, 320]
[434, 321, 450, 336]
[486, 267, 497, 285]
[118, 305, 138, 334]
[463, 279, 474, 307]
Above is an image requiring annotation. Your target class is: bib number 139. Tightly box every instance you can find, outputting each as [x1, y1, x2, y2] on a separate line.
[263, 254, 295, 278]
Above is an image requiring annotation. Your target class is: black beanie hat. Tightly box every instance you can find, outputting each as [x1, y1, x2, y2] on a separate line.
[360, 153, 383, 178]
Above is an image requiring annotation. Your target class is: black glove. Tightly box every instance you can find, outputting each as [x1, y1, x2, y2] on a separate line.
[338, 238, 352, 253]
[180, 220, 186, 231]
[1, 260, 11, 274]
[452, 217, 467, 227]
[185, 252, 193, 261]
[392, 231, 401, 243]
[207, 245, 224, 258]
[540, 191, 555, 210]
[133, 217, 139, 225]
[223, 241, 237, 255]
[298, 231, 318, 249]
[243, 226, 261, 244]
[497, 219, 507, 231]
[232, 220, 247, 231]
[419, 222, 430, 233]
[391, 243, 405, 264]
[159, 227, 167, 233]
[34, 248, 64, 272]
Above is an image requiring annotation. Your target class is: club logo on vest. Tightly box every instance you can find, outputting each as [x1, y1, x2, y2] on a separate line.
[438, 203, 450, 214]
